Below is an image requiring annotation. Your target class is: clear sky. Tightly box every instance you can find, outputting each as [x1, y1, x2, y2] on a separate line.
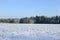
[0, 0, 60, 18]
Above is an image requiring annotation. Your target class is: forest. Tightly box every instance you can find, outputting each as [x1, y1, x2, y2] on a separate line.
[0, 16, 60, 24]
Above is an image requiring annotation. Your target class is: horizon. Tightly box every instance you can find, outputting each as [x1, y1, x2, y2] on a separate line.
[0, 0, 60, 18]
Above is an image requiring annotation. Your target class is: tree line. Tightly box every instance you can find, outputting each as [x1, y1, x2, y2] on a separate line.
[0, 16, 60, 24]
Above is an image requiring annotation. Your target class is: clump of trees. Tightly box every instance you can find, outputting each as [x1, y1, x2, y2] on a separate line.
[0, 16, 60, 24]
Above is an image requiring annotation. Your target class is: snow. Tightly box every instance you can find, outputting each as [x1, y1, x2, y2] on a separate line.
[0, 23, 60, 40]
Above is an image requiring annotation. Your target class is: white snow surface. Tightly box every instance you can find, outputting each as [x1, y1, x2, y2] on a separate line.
[0, 23, 60, 40]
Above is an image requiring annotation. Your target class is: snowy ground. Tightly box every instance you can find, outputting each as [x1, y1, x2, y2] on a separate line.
[0, 23, 60, 40]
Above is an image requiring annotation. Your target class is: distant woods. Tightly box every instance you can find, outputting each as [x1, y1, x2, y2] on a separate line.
[0, 16, 60, 24]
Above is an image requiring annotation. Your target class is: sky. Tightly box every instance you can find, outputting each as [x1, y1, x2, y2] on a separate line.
[0, 0, 60, 18]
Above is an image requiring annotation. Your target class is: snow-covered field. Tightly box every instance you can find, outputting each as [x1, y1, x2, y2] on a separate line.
[0, 23, 60, 40]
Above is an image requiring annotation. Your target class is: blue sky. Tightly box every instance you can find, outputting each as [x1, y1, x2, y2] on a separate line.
[0, 0, 60, 18]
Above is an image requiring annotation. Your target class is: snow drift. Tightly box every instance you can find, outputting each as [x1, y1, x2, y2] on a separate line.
[0, 23, 60, 40]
